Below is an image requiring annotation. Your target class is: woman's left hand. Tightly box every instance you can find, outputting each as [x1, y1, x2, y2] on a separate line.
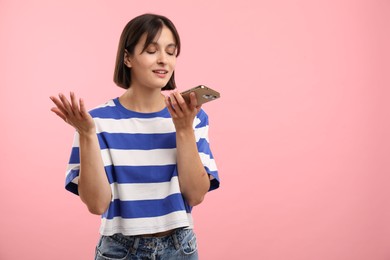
[165, 91, 209, 206]
[165, 91, 201, 131]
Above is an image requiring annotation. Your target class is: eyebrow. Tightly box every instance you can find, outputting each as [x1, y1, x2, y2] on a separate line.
[148, 42, 177, 48]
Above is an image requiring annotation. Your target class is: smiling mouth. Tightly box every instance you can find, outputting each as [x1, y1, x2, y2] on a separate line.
[153, 70, 168, 74]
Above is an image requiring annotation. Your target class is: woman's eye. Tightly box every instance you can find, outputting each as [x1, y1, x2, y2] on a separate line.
[166, 46, 176, 56]
[145, 46, 157, 54]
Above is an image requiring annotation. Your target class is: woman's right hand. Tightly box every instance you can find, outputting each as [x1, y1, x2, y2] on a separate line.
[50, 92, 95, 135]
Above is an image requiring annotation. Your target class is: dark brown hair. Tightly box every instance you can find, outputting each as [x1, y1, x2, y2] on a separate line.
[113, 13, 181, 90]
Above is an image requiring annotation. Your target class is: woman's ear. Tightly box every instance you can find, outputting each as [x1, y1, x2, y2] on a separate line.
[124, 50, 132, 68]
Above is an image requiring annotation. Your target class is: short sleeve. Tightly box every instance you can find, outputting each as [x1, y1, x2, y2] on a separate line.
[65, 132, 81, 195]
[194, 109, 220, 191]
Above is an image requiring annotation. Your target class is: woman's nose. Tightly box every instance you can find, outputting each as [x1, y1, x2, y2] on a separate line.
[157, 52, 167, 64]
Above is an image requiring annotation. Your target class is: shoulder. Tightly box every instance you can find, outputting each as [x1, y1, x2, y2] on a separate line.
[194, 108, 209, 128]
[197, 108, 208, 118]
[89, 99, 119, 118]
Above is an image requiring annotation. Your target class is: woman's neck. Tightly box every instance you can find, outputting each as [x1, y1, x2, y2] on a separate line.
[119, 87, 166, 113]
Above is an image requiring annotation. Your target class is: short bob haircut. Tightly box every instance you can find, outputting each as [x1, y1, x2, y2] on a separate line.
[113, 13, 181, 90]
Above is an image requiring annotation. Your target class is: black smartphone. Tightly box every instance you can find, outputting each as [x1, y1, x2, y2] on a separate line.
[180, 85, 220, 105]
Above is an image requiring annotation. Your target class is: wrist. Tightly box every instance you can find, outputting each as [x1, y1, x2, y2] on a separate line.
[78, 129, 97, 139]
[176, 127, 194, 137]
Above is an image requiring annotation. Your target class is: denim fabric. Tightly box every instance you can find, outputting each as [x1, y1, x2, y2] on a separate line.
[95, 228, 198, 260]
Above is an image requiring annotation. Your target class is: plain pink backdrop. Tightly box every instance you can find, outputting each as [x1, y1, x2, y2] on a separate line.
[1, 0, 389, 259]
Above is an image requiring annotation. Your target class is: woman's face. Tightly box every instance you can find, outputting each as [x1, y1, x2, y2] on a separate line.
[126, 25, 177, 90]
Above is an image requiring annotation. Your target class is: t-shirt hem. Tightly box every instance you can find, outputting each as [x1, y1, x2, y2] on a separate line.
[99, 221, 193, 236]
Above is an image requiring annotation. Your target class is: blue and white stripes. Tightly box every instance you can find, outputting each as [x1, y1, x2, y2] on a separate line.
[65, 97, 219, 236]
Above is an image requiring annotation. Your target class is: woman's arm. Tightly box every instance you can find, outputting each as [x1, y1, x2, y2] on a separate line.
[77, 131, 111, 215]
[165, 92, 210, 206]
[50, 92, 111, 214]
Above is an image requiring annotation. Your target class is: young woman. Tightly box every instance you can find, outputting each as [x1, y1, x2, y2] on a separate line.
[50, 13, 219, 259]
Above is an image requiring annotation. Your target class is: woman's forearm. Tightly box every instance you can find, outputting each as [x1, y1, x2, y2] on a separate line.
[176, 128, 210, 207]
[78, 133, 112, 215]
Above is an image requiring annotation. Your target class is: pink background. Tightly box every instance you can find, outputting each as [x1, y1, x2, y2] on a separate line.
[1, 0, 389, 259]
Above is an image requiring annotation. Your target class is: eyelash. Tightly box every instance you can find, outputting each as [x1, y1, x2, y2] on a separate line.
[146, 50, 175, 56]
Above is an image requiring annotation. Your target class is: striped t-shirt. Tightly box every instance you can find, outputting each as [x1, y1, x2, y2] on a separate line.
[65, 97, 219, 236]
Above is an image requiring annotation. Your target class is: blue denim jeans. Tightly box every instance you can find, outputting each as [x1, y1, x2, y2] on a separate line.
[95, 228, 198, 260]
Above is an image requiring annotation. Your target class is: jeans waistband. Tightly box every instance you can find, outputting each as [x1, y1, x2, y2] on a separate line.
[107, 227, 191, 253]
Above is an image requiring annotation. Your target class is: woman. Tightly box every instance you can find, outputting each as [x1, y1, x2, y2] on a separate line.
[50, 13, 219, 259]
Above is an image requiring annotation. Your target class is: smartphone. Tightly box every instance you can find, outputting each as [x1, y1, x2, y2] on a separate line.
[180, 85, 220, 105]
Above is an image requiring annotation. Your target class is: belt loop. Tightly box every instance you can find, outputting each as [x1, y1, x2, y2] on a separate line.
[131, 237, 140, 254]
[172, 230, 180, 250]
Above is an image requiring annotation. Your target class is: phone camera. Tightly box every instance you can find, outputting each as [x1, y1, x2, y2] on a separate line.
[203, 94, 216, 100]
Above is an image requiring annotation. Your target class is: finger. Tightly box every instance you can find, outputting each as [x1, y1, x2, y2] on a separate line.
[70, 92, 81, 119]
[165, 96, 177, 118]
[50, 96, 68, 116]
[79, 98, 89, 119]
[189, 92, 198, 108]
[173, 91, 188, 111]
[59, 93, 74, 116]
[170, 93, 184, 117]
[50, 95, 62, 107]
[50, 107, 67, 122]
[169, 93, 178, 111]
[190, 92, 202, 113]
[171, 92, 187, 116]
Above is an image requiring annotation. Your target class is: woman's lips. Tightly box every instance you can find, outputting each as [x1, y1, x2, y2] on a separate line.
[153, 70, 168, 78]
